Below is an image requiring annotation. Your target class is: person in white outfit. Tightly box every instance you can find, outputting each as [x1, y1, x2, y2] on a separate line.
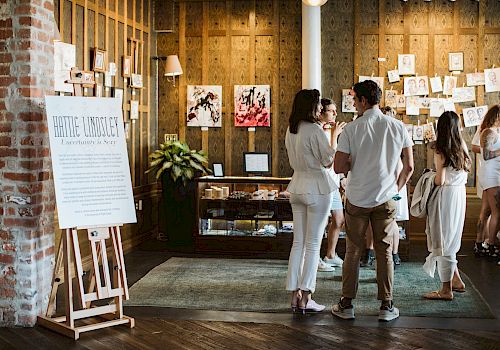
[285, 89, 343, 314]
[478, 105, 500, 264]
[318, 98, 346, 272]
[423, 111, 470, 300]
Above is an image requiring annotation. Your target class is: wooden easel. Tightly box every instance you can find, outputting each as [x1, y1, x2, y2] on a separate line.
[38, 75, 133, 340]
[38, 226, 134, 340]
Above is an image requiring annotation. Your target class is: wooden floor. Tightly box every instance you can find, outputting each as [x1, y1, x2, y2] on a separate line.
[0, 240, 499, 350]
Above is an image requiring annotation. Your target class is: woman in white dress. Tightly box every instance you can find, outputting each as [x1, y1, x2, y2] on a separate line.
[423, 111, 470, 301]
[478, 105, 500, 264]
[285, 90, 341, 313]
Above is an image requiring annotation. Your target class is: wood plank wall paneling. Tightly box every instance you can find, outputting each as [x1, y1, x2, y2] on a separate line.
[53, 0, 157, 260]
[158, 0, 299, 177]
[157, 0, 499, 180]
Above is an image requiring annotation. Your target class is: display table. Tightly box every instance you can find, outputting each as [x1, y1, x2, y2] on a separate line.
[194, 176, 410, 260]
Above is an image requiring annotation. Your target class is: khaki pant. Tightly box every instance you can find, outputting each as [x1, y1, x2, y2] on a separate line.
[342, 199, 398, 301]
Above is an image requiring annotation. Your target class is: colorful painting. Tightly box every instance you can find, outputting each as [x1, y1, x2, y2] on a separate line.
[187, 85, 223, 127]
[234, 85, 270, 127]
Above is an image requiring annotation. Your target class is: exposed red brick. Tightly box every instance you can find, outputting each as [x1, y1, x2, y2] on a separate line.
[3, 172, 36, 182]
[0, 135, 11, 146]
[0, 254, 14, 264]
[18, 112, 43, 122]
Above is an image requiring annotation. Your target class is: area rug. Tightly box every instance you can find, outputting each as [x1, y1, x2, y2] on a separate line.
[125, 257, 494, 318]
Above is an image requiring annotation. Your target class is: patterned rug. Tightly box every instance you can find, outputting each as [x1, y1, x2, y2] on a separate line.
[125, 257, 494, 318]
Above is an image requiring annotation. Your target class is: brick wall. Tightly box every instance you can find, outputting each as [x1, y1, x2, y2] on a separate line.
[0, 0, 57, 327]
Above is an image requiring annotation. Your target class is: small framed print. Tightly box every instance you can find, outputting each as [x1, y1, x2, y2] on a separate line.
[93, 48, 106, 72]
[212, 163, 224, 177]
[398, 54, 415, 76]
[122, 56, 132, 77]
[448, 52, 464, 72]
[130, 73, 143, 88]
[130, 100, 139, 120]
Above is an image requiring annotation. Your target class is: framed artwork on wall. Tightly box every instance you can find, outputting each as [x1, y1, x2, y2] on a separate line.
[93, 48, 106, 72]
[398, 54, 415, 75]
[341, 89, 356, 113]
[187, 85, 223, 127]
[122, 56, 132, 77]
[234, 85, 271, 127]
[130, 74, 143, 88]
[448, 52, 464, 72]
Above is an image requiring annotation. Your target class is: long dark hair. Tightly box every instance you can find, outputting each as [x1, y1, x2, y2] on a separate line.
[434, 111, 471, 172]
[289, 89, 320, 134]
[479, 104, 500, 132]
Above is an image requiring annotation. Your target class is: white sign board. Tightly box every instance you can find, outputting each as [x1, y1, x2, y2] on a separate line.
[45, 96, 137, 229]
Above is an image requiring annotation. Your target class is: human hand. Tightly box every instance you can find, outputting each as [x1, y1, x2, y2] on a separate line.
[330, 121, 347, 138]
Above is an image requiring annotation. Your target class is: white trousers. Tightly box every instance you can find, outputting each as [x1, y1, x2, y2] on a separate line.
[436, 254, 457, 283]
[286, 192, 332, 293]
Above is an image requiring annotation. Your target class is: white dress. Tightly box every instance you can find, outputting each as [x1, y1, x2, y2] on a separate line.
[478, 127, 500, 190]
[423, 166, 467, 277]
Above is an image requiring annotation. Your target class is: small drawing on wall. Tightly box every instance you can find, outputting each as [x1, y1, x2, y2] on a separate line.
[234, 85, 270, 127]
[187, 85, 223, 127]
[398, 54, 415, 76]
[122, 56, 132, 77]
[358, 76, 384, 92]
[387, 70, 400, 83]
[130, 100, 139, 120]
[448, 52, 464, 72]
[93, 48, 106, 72]
[430, 76, 443, 93]
[130, 74, 143, 88]
[462, 107, 483, 128]
[466, 72, 485, 87]
[484, 68, 500, 93]
[341, 89, 356, 113]
[443, 76, 457, 96]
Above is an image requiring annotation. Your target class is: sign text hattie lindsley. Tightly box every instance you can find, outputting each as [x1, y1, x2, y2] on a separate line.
[52, 115, 120, 145]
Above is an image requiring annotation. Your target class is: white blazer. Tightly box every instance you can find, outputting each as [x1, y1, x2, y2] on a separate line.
[285, 121, 338, 195]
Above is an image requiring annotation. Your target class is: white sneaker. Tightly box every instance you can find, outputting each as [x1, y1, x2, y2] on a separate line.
[318, 259, 335, 272]
[323, 254, 343, 267]
[378, 303, 399, 322]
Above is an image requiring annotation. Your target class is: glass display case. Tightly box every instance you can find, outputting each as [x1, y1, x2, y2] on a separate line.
[194, 176, 410, 259]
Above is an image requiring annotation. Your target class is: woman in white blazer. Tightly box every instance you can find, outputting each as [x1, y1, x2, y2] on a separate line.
[285, 89, 343, 314]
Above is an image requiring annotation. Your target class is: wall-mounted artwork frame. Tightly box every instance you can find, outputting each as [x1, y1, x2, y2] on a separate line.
[130, 73, 143, 88]
[187, 85, 223, 127]
[448, 52, 464, 72]
[93, 48, 106, 72]
[122, 56, 132, 77]
[398, 54, 415, 76]
[341, 89, 356, 113]
[234, 85, 271, 127]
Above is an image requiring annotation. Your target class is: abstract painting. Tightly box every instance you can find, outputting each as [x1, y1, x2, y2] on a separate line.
[187, 85, 223, 127]
[234, 85, 271, 127]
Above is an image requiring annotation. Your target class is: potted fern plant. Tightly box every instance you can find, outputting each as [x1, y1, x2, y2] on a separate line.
[147, 140, 211, 249]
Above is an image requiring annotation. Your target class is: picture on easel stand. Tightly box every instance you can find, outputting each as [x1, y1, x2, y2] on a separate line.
[93, 48, 106, 72]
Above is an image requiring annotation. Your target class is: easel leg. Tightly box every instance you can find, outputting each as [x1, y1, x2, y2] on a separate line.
[47, 239, 64, 317]
[63, 229, 74, 328]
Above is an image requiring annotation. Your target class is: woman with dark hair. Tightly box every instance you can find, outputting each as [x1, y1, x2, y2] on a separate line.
[423, 111, 471, 301]
[285, 90, 340, 314]
[478, 105, 500, 264]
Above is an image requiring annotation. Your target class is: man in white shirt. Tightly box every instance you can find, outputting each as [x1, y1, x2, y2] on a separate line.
[331, 80, 414, 322]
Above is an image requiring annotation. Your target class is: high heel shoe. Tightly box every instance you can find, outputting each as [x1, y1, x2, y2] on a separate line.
[290, 290, 301, 313]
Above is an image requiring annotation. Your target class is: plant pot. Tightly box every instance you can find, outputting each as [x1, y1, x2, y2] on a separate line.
[159, 174, 197, 251]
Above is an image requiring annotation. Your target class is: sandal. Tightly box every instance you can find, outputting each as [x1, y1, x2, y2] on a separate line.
[423, 290, 453, 301]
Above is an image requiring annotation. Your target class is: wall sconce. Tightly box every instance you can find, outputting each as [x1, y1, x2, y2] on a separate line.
[164, 55, 183, 87]
[302, 0, 328, 6]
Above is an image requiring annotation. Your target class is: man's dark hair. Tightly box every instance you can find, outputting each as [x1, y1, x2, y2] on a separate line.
[352, 80, 381, 106]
